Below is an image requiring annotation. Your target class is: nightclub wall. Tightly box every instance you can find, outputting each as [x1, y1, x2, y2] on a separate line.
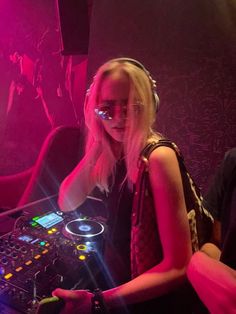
[0, 0, 235, 194]
[0, 0, 87, 175]
[87, 0, 236, 192]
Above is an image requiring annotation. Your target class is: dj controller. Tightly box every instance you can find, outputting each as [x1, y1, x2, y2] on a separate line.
[0, 196, 107, 314]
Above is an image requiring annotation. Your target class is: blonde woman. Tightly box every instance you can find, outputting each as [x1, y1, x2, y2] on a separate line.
[53, 58, 199, 314]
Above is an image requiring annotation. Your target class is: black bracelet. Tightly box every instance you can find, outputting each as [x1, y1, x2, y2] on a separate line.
[91, 288, 107, 314]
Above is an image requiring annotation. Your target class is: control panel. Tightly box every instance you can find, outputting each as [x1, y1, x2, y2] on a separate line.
[0, 201, 106, 314]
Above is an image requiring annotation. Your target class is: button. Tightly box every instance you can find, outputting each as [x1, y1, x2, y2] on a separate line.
[0, 266, 5, 276]
[1, 257, 8, 265]
[5, 249, 11, 256]
[11, 252, 18, 259]
[21, 246, 27, 253]
[78, 255, 86, 261]
[76, 244, 87, 251]
[4, 273, 13, 280]
[8, 242, 14, 248]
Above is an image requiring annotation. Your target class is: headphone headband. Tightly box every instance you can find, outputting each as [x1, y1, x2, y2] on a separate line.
[112, 57, 160, 112]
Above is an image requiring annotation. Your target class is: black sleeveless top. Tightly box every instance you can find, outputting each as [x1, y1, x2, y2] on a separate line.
[98, 159, 134, 289]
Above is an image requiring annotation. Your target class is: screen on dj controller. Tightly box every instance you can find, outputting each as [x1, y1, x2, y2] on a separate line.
[33, 212, 64, 229]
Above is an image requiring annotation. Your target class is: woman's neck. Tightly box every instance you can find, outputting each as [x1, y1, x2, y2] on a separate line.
[111, 141, 123, 160]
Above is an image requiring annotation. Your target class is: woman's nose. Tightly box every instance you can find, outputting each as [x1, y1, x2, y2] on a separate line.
[113, 105, 127, 120]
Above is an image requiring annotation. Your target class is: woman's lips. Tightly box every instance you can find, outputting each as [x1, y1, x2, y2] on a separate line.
[112, 127, 125, 132]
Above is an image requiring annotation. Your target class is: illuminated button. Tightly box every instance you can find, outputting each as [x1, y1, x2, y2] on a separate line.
[48, 231, 53, 234]
[42, 249, 48, 254]
[78, 255, 86, 261]
[15, 267, 23, 272]
[34, 255, 41, 260]
[45, 243, 50, 247]
[31, 222, 37, 227]
[40, 241, 46, 246]
[4, 273, 13, 280]
[76, 244, 87, 251]
[32, 216, 40, 221]
[52, 228, 57, 232]
[25, 260, 32, 266]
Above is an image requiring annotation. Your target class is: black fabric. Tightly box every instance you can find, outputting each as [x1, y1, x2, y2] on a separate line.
[220, 182, 236, 268]
[203, 148, 236, 246]
[98, 159, 133, 289]
[129, 282, 208, 314]
[203, 148, 236, 269]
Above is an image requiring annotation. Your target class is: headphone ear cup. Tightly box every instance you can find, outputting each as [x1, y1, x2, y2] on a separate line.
[153, 91, 160, 112]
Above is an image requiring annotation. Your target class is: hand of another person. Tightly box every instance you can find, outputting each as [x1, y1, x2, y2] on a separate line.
[52, 288, 93, 314]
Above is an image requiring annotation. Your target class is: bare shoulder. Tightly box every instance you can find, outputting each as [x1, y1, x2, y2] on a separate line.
[147, 145, 182, 187]
[148, 145, 178, 169]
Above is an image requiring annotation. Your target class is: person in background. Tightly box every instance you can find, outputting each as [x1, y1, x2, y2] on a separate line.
[52, 58, 205, 314]
[203, 147, 236, 265]
[187, 148, 236, 313]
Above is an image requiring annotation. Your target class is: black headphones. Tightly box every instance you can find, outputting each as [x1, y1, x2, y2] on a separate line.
[113, 57, 160, 112]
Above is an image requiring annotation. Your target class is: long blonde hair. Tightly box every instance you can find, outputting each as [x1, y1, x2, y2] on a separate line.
[84, 58, 160, 192]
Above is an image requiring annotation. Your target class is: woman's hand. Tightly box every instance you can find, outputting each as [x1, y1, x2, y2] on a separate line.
[52, 288, 93, 314]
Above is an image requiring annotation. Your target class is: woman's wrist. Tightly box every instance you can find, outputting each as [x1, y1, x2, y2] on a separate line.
[102, 288, 126, 311]
[91, 288, 121, 313]
[91, 289, 108, 313]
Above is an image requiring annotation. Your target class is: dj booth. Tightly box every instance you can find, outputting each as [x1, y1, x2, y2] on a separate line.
[0, 195, 107, 313]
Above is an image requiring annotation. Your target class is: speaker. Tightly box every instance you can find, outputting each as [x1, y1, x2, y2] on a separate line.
[57, 0, 90, 55]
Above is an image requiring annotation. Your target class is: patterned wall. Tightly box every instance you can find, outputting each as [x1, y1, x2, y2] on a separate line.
[88, 0, 236, 192]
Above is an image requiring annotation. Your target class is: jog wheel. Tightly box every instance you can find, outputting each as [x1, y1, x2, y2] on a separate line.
[63, 219, 105, 240]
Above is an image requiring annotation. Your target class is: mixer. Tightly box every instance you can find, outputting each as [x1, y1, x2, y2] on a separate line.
[0, 195, 107, 313]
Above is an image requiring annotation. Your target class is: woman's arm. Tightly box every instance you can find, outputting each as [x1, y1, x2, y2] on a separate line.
[58, 142, 101, 212]
[187, 250, 236, 314]
[103, 146, 192, 307]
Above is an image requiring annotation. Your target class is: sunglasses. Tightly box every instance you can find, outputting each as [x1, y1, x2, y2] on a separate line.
[94, 100, 142, 120]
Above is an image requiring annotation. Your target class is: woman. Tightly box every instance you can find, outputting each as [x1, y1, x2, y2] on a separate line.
[53, 58, 195, 313]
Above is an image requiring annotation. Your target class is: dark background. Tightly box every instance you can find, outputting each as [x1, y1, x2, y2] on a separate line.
[0, 0, 236, 193]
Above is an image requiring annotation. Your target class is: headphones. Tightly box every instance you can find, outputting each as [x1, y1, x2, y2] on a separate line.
[86, 57, 160, 113]
[113, 57, 160, 112]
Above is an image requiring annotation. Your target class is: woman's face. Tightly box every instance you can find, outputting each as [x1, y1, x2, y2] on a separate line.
[98, 72, 130, 143]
